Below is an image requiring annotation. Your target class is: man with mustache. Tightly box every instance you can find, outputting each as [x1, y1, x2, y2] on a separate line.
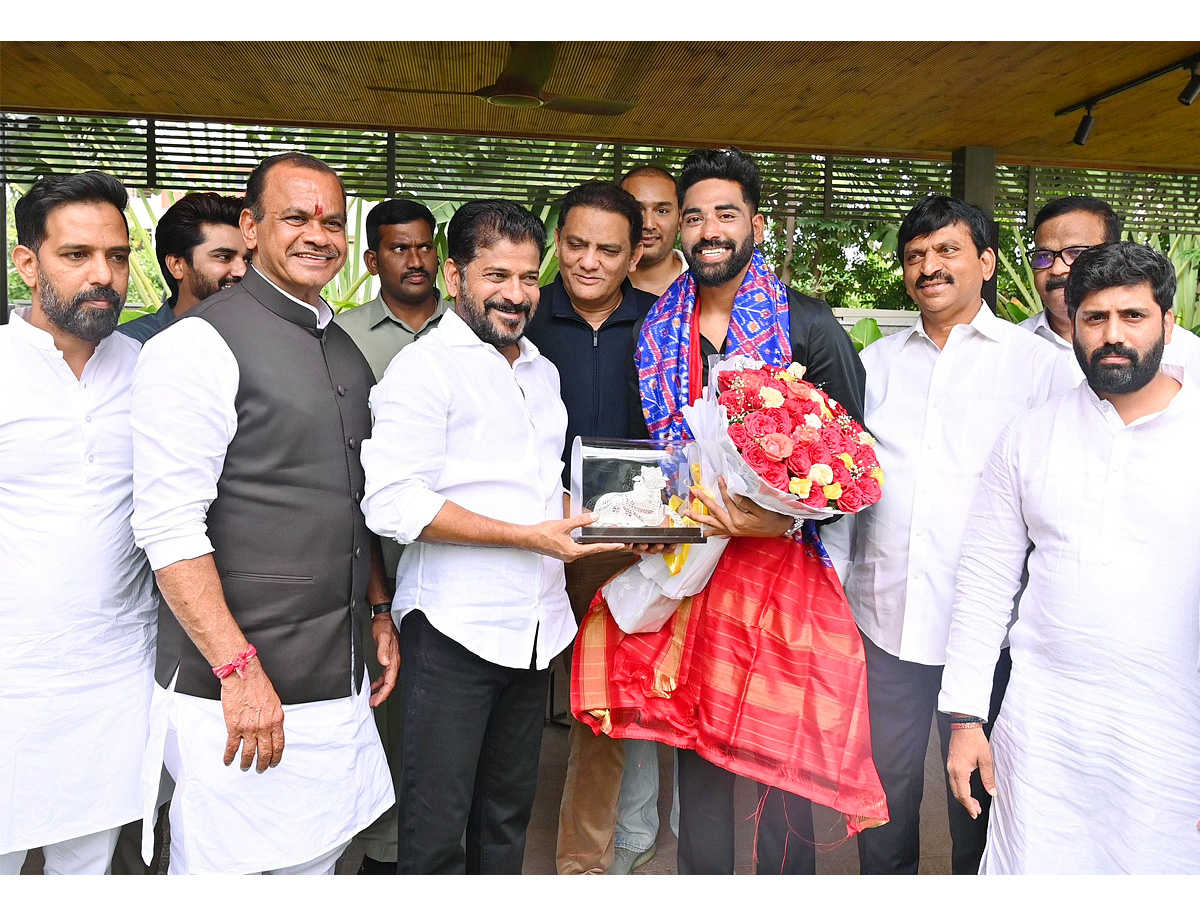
[621, 165, 686, 297]
[361, 199, 630, 874]
[119, 192, 249, 344]
[1021, 195, 1200, 383]
[940, 242, 1200, 873]
[821, 195, 1077, 874]
[1, 171, 157, 874]
[334, 196, 447, 874]
[613, 148, 874, 875]
[129, 152, 396, 874]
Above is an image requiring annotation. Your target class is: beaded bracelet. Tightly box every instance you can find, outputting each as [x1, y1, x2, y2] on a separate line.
[949, 720, 985, 731]
[212, 644, 258, 680]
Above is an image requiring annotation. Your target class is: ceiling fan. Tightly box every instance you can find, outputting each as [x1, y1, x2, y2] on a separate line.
[368, 42, 635, 116]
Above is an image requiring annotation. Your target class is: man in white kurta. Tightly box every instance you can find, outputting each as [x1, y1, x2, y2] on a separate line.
[940, 242, 1200, 874]
[0, 172, 156, 874]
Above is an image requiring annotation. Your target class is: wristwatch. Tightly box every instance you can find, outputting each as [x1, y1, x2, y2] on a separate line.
[370, 601, 393, 618]
[782, 517, 805, 539]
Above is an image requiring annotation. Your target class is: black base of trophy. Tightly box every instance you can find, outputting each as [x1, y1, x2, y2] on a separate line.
[576, 526, 706, 544]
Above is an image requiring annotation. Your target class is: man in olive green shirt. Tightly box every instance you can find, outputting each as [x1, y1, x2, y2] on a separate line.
[333, 198, 446, 873]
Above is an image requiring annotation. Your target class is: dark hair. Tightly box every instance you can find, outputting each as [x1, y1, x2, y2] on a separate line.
[1033, 195, 1122, 244]
[447, 199, 546, 270]
[557, 181, 643, 252]
[676, 147, 761, 212]
[244, 151, 345, 223]
[15, 170, 128, 252]
[1064, 242, 1176, 318]
[620, 164, 677, 187]
[897, 195, 993, 264]
[155, 192, 244, 302]
[365, 198, 437, 252]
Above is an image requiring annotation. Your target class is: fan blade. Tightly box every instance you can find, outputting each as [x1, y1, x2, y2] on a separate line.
[542, 96, 635, 116]
[498, 42, 558, 93]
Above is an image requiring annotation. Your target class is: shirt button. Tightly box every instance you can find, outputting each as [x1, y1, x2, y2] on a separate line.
[348, 438, 356, 449]
[911, 572, 920, 580]
[336, 384, 346, 396]
[87, 455, 95, 463]
[354, 490, 363, 502]
[354, 546, 362, 559]
[85, 415, 93, 423]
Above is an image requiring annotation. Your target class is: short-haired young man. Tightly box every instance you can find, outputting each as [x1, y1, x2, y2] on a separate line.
[620, 165, 686, 297]
[822, 195, 1078, 874]
[941, 242, 1200, 874]
[1, 171, 157, 875]
[361, 199, 632, 874]
[582, 147, 875, 875]
[119, 192, 248, 344]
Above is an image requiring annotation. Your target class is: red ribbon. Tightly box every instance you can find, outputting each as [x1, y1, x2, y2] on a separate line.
[212, 644, 258, 680]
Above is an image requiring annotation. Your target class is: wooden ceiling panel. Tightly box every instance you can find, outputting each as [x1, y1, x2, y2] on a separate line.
[2, 41, 1197, 172]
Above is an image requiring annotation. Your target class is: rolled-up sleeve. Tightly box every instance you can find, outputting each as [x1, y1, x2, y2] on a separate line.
[130, 318, 238, 570]
[361, 348, 449, 544]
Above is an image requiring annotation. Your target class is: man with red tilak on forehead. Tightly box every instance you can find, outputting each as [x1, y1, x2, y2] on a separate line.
[574, 147, 887, 874]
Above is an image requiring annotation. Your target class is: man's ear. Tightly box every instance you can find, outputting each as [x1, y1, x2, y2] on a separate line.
[628, 243, 644, 273]
[165, 254, 189, 283]
[240, 207, 258, 251]
[443, 257, 461, 299]
[11, 244, 38, 289]
[752, 213, 765, 244]
[363, 249, 378, 276]
[979, 247, 997, 282]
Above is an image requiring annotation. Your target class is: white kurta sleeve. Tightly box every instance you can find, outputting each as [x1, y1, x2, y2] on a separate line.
[130, 318, 239, 570]
[360, 348, 449, 544]
[818, 513, 856, 586]
[938, 420, 1030, 720]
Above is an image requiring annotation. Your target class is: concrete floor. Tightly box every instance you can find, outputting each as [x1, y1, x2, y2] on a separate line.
[21, 655, 954, 876]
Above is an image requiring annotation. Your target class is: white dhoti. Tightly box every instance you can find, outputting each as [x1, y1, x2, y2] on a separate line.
[144, 671, 393, 874]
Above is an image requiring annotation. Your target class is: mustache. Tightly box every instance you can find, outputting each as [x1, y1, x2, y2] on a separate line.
[1090, 343, 1137, 365]
[691, 238, 737, 253]
[485, 300, 532, 316]
[1045, 274, 1069, 292]
[915, 272, 954, 288]
[74, 286, 123, 307]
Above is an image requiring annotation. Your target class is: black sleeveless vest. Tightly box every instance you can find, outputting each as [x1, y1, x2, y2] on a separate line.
[155, 267, 374, 704]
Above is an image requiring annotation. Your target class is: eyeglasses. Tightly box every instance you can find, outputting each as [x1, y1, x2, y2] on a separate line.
[1026, 245, 1099, 271]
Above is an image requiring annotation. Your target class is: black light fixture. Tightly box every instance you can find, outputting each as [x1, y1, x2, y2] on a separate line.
[1056, 52, 1200, 145]
[1180, 62, 1200, 106]
[1073, 105, 1096, 146]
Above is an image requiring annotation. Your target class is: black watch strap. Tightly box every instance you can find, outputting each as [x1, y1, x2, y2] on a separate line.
[370, 601, 393, 618]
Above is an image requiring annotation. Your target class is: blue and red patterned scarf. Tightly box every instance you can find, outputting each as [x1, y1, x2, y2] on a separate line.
[636, 247, 792, 441]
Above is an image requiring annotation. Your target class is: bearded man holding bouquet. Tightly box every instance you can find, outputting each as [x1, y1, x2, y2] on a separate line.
[575, 147, 883, 875]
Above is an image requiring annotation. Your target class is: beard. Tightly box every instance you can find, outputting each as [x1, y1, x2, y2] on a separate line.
[684, 232, 756, 288]
[454, 279, 532, 350]
[186, 267, 239, 304]
[1075, 331, 1165, 395]
[38, 270, 124, 343]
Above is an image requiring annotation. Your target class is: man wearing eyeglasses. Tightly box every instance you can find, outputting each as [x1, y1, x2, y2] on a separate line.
[1022, 196, 1200, 382]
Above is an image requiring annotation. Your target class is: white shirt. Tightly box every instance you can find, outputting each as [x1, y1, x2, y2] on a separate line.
[361, 308, 575, 670]
[938, 370, 1200, 873]
[821, 303, 1078, 665]
[0, 312, 156, 853]
[129, 272, 390, 871]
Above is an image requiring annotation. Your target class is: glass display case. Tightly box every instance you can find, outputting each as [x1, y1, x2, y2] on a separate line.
[569, 437, 706, 544]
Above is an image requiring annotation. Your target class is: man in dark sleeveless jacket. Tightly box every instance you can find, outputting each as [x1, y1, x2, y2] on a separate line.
[130, 152, 398, 874]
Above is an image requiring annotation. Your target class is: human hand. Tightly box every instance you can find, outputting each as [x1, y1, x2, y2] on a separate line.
[689, 477, 794, 539]
[527, 512, 627, 562]
[370, 613, 401, 707]
[946, 726, 995, 818]
[631, 542, 677, 556]
[220, 659, 285, 773]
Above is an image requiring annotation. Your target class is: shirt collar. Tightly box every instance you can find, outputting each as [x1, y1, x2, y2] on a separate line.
[250, 265, 334, 329]
[1027, 310, 1073, 349]
[439, 307, 541, 364]
[905, 300, 1004, 348]
[1083, 363, 1191, 427]
[8, 305, 117, 359]
[368, 291, 447, 332]
[547, 274, 644, 324]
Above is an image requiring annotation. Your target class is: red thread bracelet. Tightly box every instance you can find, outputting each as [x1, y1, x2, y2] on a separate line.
[212, 644, 257, 680]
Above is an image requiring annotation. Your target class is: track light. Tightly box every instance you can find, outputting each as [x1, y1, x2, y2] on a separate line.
[1073, 107, 1095, 146]
[1180, 64, 1200, 106]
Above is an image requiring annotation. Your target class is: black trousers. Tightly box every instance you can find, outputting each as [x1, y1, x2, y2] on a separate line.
[676, 749, 816, 874]
[856, 633, 1012, 875]
[396, 610, 550, 875]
